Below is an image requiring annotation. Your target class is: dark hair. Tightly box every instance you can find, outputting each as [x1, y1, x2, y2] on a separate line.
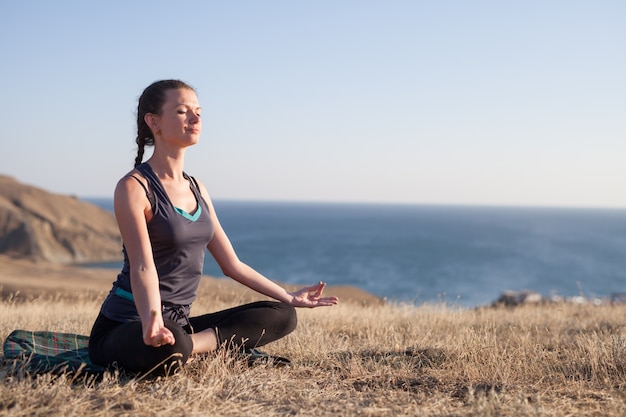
[134, 79, 196, 167]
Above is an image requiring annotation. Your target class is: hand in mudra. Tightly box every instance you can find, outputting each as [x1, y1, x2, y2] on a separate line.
[143, 314, 176, 347]
[289, 281, 339, 308]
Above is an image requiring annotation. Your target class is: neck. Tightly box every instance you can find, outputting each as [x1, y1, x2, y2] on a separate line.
[146, 147, 187, 181]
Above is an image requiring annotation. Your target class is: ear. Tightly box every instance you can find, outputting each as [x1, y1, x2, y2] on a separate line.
[144, 113, 160, 133]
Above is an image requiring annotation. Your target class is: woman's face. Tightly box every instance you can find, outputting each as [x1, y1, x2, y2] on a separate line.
[149, 88, 202, 147]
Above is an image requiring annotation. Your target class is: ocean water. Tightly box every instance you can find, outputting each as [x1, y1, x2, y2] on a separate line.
[85, 199, 626, 307]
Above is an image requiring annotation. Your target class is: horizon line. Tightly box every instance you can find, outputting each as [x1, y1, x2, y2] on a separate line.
[80, 196, 626, 211]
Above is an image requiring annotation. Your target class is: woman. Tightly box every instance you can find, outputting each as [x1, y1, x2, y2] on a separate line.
[88, 79, 338, 376]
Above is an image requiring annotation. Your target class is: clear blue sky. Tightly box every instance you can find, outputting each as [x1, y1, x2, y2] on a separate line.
[1, 1, 624, 208]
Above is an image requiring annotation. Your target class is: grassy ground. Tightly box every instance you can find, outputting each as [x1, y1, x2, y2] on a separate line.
[1, 264, 625, 416]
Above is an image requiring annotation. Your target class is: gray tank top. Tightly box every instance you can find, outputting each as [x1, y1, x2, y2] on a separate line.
[100, 163, 215, 323]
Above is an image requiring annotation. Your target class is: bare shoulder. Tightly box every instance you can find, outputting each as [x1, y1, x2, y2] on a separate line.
[114, 170, 152, 213]
[115, 169, 147, 193]
[116, 168, 143, 185]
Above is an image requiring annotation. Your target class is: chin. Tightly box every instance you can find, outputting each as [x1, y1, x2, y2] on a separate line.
[183, 136, 200, 146]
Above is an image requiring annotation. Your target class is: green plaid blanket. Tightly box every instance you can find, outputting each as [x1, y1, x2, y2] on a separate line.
[3, 330, 106, 375]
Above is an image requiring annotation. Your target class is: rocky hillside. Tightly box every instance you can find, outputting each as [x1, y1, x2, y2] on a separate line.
[0, 175, 121, 263]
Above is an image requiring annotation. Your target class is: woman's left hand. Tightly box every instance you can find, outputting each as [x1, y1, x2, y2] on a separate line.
[289, 281, 339, 308]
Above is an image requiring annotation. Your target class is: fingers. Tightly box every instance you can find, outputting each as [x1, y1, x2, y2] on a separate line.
[317, 296, 339, 306]
[307, 295, 339, 308]
[292, 281, 338, 307]
[308, 281, 326, 298]
[146, 328, 176, 347]
[160, 329, 175, 346]
[161, 331, 176, 346]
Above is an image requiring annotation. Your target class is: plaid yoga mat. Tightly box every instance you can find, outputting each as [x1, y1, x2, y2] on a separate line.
[3, 330, 106, 374]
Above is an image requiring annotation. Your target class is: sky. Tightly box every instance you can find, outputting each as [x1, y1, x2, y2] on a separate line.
[1, 1, 624, 208]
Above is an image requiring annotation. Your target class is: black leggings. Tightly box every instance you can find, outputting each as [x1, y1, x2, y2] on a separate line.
[88, 301, 297, 375]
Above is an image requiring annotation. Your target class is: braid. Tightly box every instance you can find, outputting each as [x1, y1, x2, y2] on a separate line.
[134, 137, 146, 167]
[134, 121, 154, 167]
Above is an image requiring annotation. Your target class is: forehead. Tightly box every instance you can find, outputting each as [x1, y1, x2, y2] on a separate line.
[163, 88, 200, 107]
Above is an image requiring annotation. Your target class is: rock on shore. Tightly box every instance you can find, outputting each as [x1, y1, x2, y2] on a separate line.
[0, 175, 121, 263]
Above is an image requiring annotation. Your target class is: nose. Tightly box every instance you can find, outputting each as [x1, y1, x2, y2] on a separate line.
[188, 111, 200, 124]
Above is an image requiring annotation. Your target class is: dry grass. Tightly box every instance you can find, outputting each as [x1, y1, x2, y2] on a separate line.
[1, 284, 626, 417]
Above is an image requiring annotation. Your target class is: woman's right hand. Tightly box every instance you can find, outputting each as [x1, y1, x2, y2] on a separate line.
[143, 313, 176, 347]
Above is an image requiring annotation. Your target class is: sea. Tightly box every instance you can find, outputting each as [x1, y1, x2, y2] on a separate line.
[84, 198, 626, 308]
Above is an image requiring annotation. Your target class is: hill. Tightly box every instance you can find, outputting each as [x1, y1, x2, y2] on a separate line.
[0, 175, 121, 263]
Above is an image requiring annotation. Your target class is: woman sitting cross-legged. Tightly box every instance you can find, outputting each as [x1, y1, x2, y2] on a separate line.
[88, 79, 338, 376]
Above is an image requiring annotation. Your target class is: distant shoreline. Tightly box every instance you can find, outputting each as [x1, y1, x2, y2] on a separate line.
[81, 197, 626, 212]
[67, 200, 626, 308]
[0, 255, 384, 306]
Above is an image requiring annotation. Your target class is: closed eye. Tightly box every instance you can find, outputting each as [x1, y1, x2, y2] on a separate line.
[177, 108, 201, 117]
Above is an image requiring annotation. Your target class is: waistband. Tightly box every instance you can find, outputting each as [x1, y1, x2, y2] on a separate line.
[114, 286, 135, 302]
[114, 286, 192, 331]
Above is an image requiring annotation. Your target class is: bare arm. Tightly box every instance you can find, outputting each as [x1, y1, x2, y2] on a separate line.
[197, 181, 338, 308]
[114, 175, 175, 346]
